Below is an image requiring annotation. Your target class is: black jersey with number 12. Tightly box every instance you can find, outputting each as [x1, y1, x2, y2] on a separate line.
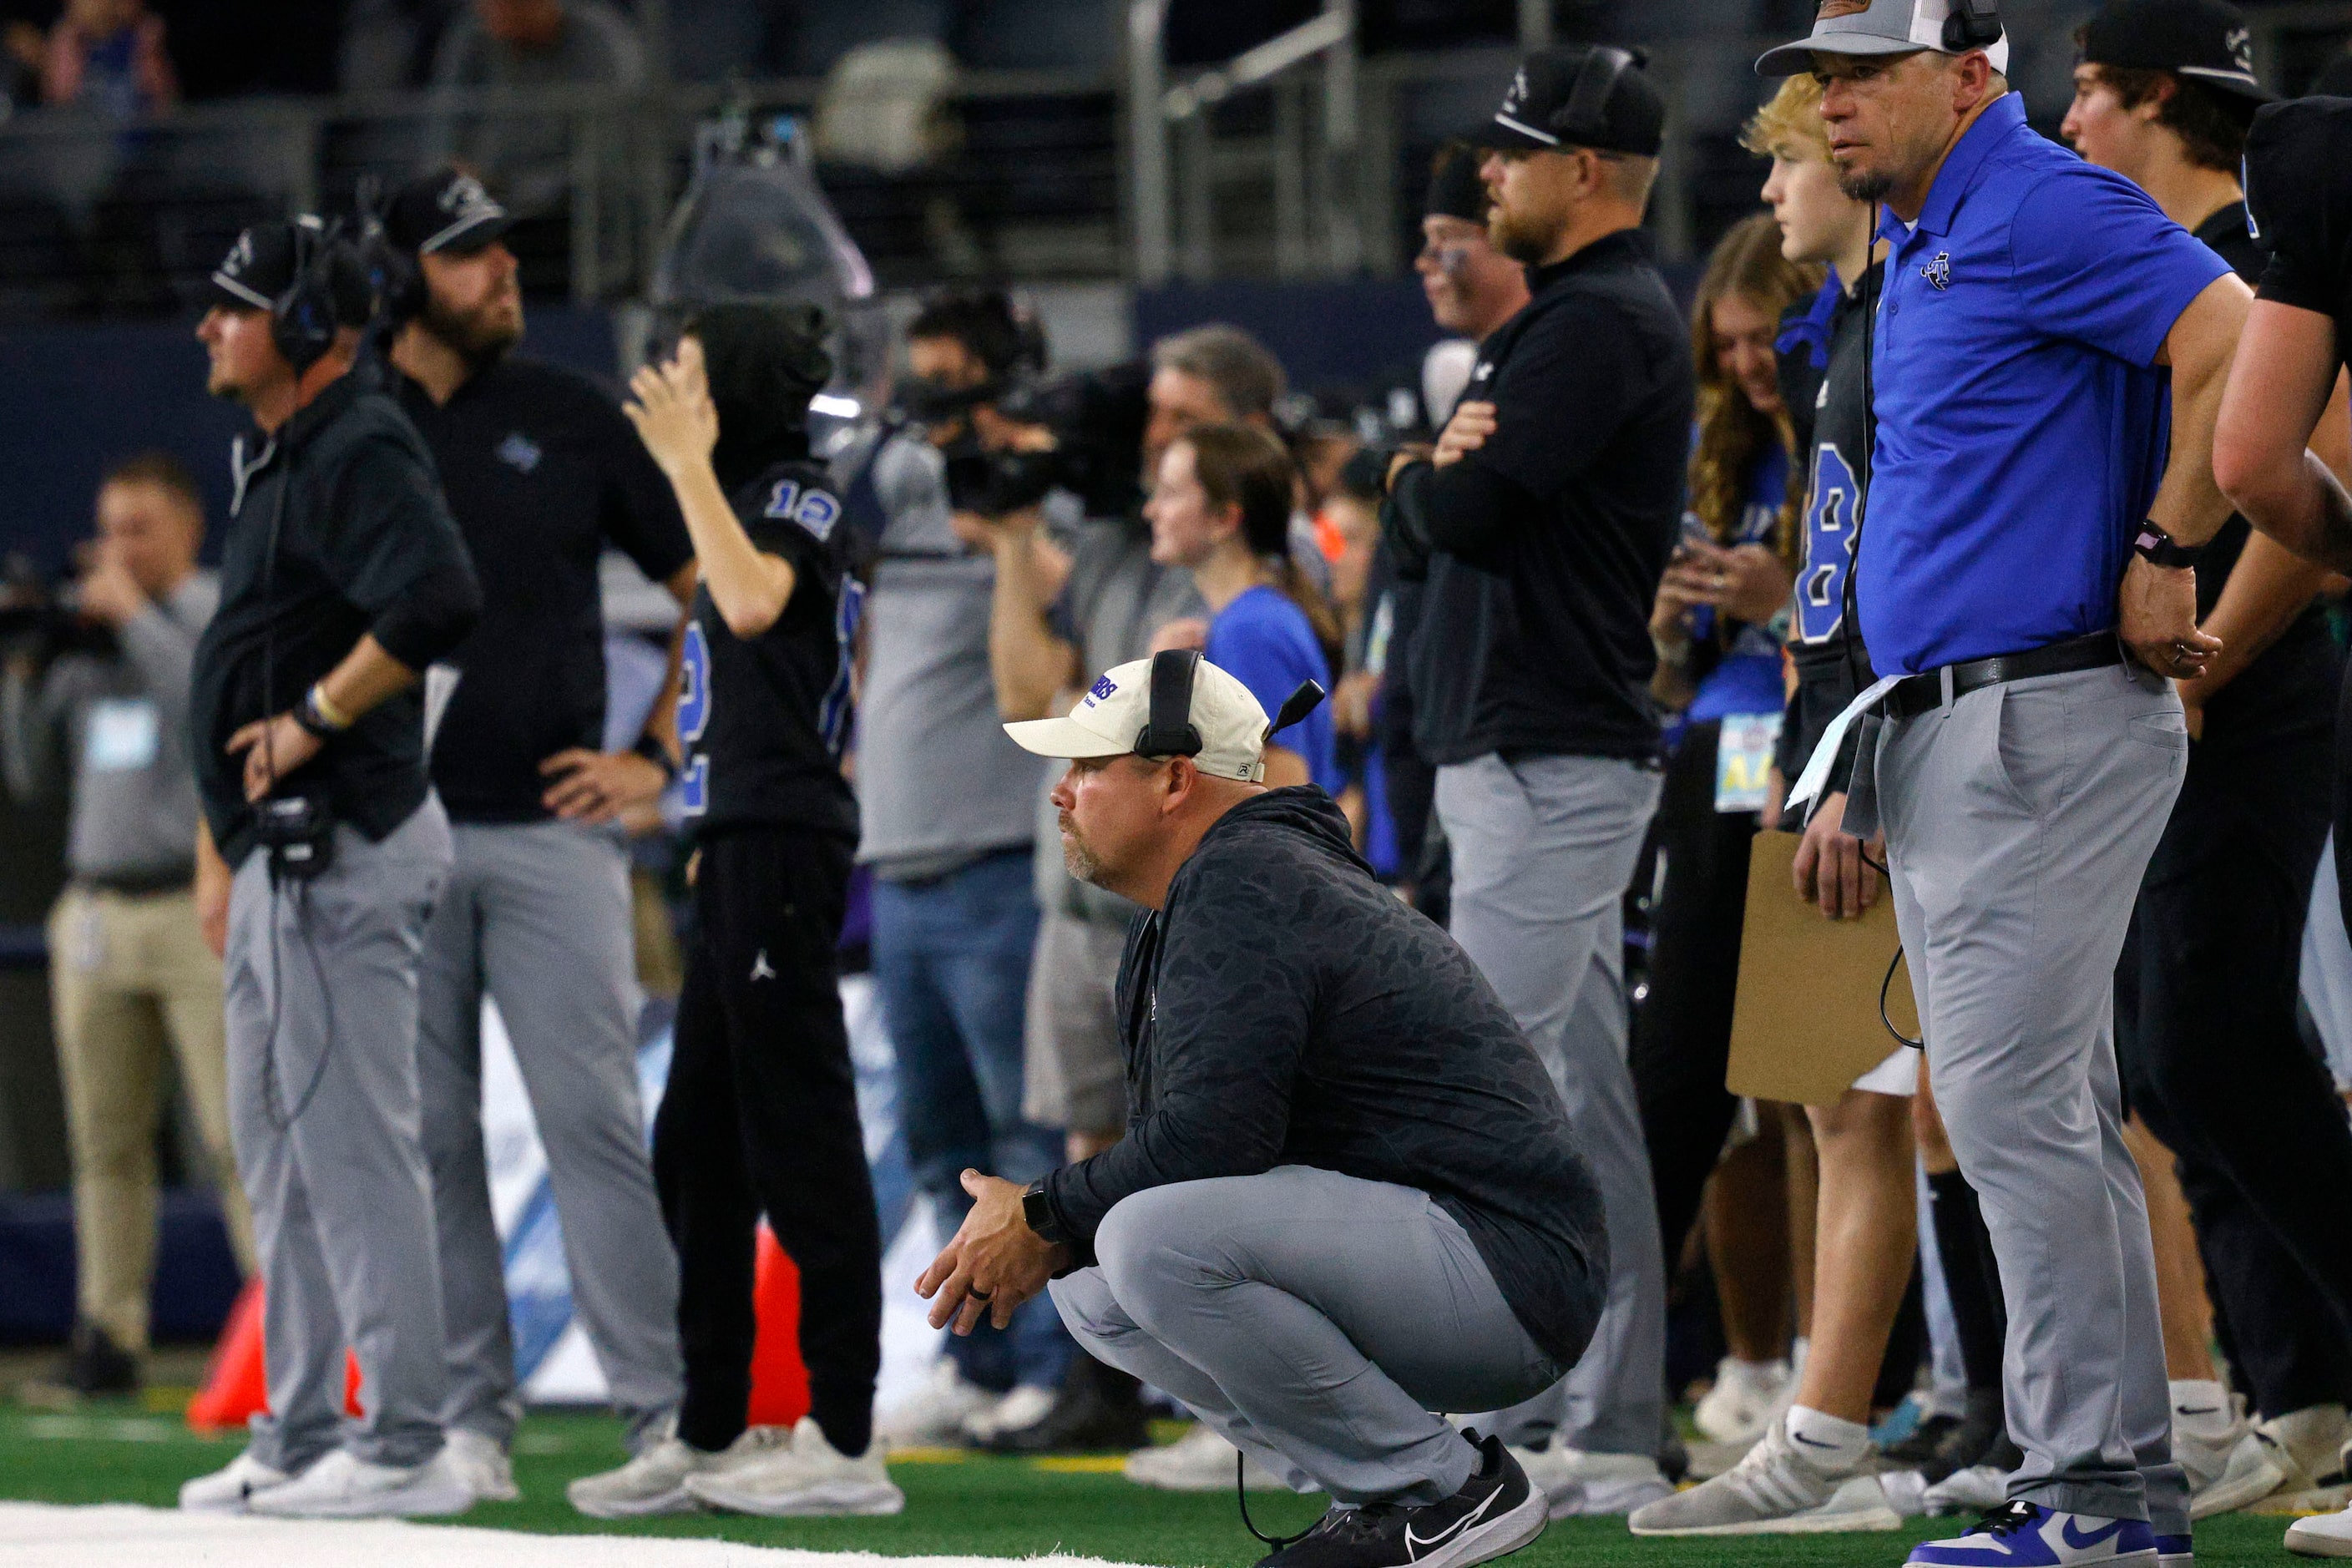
[677, 458, 861, 842]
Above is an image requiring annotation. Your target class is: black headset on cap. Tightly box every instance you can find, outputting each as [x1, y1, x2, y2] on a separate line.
[272, 216, 350, 375]
[355, 176, 427, 328]
[1133, 648, 1328, 766]
[1944, 0, 2002, 53]
[1549, 45, 1642, 145]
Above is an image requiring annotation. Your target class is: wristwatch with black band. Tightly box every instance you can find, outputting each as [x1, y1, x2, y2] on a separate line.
[2132, 520, 2206, 569]
[1022, 1177, 1070, 1246]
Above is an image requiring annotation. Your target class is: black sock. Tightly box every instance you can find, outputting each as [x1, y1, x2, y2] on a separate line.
[1928, 1169, 2007, 1393]
[809, 1386, 873, 1459]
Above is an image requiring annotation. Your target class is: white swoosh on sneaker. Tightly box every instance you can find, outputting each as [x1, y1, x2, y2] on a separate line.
[1405, 1484, 1504, 1558]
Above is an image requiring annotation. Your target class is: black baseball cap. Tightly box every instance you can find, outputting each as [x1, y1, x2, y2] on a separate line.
[2077, 0, 2272, 102]
[205, 216, 372, 324]
[1425, 143, 1488, 222]
[1467, 46, 1667, 158]
[382, 165, 515, 257]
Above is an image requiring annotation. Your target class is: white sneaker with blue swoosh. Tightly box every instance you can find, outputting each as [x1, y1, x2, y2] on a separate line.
[1906, 1501, 2158, 1565]
[1251, 1431, 1545, 1568]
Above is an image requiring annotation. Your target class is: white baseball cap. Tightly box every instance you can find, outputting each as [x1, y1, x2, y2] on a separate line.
[1756, 0, 2011, 76]
[1004, 655, 1278, 784]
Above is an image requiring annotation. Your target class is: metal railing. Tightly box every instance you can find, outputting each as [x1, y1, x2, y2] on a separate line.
[0, 69, 1120, 311]
[3, 2, 2349, 312]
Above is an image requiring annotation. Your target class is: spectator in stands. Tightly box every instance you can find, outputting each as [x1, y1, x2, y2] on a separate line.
[966, 324, 1282, 1471]
[39, 0, 175, 118]
[1144, 422, 1342, 795]
[0, 452, 252, 1403]
[858, 291, 1073, 1454]
[427, 0, 643, 290]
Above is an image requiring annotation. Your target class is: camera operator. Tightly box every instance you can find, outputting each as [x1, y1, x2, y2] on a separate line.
[1379, 47, 1692, 1511]
[959, 325, 1283, 1457]
[177, 217, 483, 1520]
[371, 167, 693, 1503]
[855, 291, 1079, 1454]
[0, 453, 255, 1402]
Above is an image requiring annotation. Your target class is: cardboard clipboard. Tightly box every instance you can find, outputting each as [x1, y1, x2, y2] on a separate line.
[1727, 831, 1920, 1106]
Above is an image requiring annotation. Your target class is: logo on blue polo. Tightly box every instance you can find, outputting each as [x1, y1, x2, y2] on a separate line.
[1922, 252, 1952, 291]
[764, 478, 841, 541]
[1085, 675, 1117, 705]
[495, 432, 542, 473]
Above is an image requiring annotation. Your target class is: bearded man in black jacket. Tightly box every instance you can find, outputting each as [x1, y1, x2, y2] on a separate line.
[916, 650, 1604, 1568]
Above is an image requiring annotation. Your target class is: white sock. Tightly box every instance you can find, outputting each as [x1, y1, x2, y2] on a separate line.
[1786, 1405, 1870, 1469]
[2169, 1379, 2233, 1441]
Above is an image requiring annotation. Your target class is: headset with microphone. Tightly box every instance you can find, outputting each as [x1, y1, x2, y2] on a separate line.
[270, 215, 355, 376]
[354, 177, 427, 329]
[1134, 648, 1328, 771]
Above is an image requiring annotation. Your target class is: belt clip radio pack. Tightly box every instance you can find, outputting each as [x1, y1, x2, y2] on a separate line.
[256, 792, 336, 882]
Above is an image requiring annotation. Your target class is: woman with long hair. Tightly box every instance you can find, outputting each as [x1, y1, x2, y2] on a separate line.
[1629, 210, 1820, 1448]
[1143, 422, 1342, 793]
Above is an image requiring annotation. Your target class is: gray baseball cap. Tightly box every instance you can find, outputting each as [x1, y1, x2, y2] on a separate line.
[1756, 0, 2011, 77]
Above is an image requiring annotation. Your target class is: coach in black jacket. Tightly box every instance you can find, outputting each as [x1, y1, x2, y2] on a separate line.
[918, 651, 1603, 1568]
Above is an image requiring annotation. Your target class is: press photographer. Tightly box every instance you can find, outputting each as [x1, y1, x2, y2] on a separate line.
[0, 453, 255, 1404]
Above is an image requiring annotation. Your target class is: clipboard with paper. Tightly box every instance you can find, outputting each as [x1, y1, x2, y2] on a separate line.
[1729, 830, 1920, 1105]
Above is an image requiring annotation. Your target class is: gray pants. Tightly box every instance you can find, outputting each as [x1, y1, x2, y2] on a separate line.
[1050, 1166, 1562, 1505]
[224, 798, 453, 1471]
[417, 819, 682, 1449]
[1864, 663, 2188, 1531]
[1434, 753, 1663, 1457]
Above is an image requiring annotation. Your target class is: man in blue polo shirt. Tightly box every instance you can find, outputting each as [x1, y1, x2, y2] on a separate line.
[1758, 3, 2251, 1565]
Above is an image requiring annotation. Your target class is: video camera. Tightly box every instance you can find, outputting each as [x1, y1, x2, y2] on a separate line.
[0, 554, 115, 662]
[937, 362, 1151, 522]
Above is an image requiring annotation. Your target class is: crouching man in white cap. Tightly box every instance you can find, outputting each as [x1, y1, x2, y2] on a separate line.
[915, 650, 1605, 1568]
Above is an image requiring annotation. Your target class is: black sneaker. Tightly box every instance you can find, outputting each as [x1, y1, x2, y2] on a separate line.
[974, 1357, 1151, 1455]
[24, 1320, 140, 1405]
[1253, 1432, 1546, 1568]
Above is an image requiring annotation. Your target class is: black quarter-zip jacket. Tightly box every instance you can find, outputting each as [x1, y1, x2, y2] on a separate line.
[1039, 787, 1608, 1365]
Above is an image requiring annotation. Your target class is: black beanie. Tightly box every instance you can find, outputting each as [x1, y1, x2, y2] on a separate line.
[684, 301, 834, 492]
[1424, 142, 1488, 223]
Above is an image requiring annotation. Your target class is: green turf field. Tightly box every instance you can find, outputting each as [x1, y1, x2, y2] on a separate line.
[0, 1407, 2309, 1565]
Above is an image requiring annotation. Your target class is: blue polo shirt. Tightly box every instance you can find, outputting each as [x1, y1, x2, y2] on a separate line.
[1860, 94, 2230, 675]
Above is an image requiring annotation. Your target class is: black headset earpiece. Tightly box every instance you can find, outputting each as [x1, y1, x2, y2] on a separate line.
[1549, 45, 1642, 146]
[271, 216, 346, 375]
[355, 176, 424, 327]
[1943, 0, 2002, 53]
[1136, 649, 1205, 760]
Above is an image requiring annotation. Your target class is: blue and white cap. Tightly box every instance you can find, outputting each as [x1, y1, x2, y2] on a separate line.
[1756, 0, 2011, 77]
[1004, 657, 1273, 783]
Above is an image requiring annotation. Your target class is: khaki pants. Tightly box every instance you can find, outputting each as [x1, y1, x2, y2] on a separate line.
[48, 883, 255, 1353]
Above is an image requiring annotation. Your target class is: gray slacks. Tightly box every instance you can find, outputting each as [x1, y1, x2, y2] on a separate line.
[225, 798, 453, 1470]
[417, 819, 682, 1449]
[1434, 753, 1662, 1457]
[1051, 1166, 1563, 1505]
[1864, 662, 2188, 1532]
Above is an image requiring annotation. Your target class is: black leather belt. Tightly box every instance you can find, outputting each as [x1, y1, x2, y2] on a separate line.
[1883, 632, 2125, 721]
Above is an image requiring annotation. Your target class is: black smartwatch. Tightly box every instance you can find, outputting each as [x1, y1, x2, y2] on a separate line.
[632, 732, 680, 782]
[2132, 520, 2206, 569]
[1022, 1177, 1069, 1246]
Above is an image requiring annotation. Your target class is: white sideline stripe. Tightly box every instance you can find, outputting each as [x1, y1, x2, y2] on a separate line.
[0, 1505, 1160, 1568]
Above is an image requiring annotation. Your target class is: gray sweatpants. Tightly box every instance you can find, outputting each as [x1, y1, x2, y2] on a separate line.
[1434, 753, 1663, 1457]
[1862, 663, 2188, 1532]
[417, 819, 682, 1449]
[225, 798, 453, 1471]
[1050, 1166, 1563, 1505]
